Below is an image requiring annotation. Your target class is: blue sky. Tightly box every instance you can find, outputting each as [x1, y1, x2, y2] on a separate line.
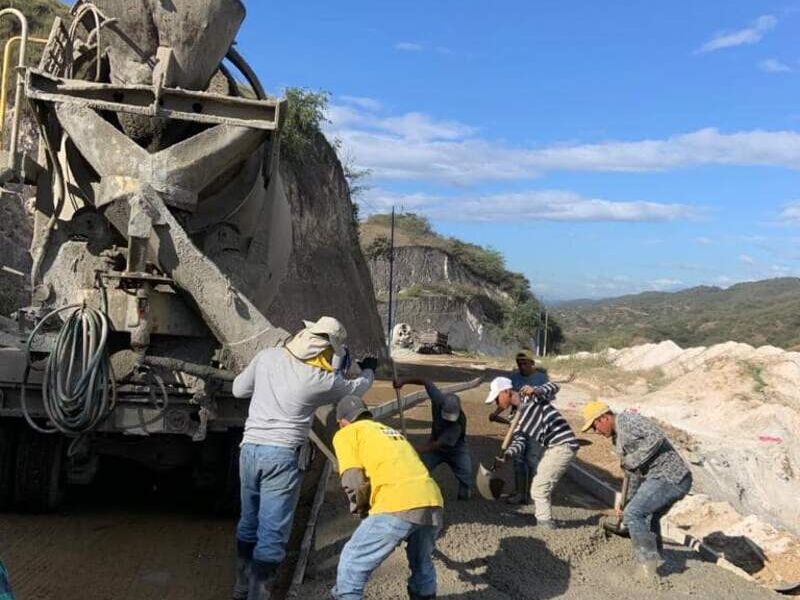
[237, 1, 800, 301]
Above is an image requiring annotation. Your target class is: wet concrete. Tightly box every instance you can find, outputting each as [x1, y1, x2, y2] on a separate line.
[298, 386, 780, 599]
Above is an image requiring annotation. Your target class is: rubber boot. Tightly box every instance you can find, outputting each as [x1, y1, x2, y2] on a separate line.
[232, 540, 254, 600]
[632, 534, 661, 583]
[407, 586, 436, 599]
[248, 560, 279, 600]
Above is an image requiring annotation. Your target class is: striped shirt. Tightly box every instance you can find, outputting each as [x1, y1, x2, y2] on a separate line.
[505, 383, 579, 456]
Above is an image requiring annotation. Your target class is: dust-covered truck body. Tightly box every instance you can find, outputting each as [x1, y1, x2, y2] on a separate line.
[0, 0, 317, 511]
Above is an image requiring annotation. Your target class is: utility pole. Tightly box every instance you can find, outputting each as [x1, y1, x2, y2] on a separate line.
[386, 207, 396, 348]
[386, 207, 407, 435]
[543, 309, 549, 357]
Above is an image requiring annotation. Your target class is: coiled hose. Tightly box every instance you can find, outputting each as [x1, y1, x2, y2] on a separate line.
[22, 303, 116, 436]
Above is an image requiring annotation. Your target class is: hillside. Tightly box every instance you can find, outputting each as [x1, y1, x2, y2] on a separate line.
[556, 278, 800, 352]
[360, 213, 561, 355]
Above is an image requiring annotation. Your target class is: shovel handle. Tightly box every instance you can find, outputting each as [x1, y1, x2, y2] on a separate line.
[500, 409, 523, 451]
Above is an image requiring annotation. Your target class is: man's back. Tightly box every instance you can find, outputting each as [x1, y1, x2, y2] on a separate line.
[235, 347, 373, 447]
[333, 419, 443, 515]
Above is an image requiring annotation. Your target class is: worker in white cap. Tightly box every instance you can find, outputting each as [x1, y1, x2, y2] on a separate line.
[231, 316, 378, 600]
[485, 377, 578, 529]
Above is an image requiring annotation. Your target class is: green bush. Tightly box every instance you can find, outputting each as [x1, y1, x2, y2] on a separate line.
[365, 213, 434, 237]
[364, 235, 391, 259]
[281, 87, 330, 163]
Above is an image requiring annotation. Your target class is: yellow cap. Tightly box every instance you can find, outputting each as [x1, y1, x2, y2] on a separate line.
[581, 400, 611, 432]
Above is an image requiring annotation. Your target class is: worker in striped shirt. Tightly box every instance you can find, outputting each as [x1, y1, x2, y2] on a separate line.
[485, 377, 579, 529]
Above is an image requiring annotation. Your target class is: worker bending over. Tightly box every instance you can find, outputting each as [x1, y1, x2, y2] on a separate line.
[486, 377, 578, 529]
[394, 377, 472, 500]
[581, 402, 692, 580]
[331, 395, 443, 600]
[232, 317, 377, 600]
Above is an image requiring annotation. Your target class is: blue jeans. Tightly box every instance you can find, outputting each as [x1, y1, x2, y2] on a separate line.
[421, 444, 472, 497]
[513, 439, 542, 489]
[236, 443, 302, 564]
[332, 514, 439, 599]
[623, 474, 692, 562]
[0, 561, 14, 600]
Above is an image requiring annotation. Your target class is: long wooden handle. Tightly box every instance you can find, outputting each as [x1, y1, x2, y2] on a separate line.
[500, 409, 523, 451]
[615, 472, 630, 522]
[390, 360, 407, 436]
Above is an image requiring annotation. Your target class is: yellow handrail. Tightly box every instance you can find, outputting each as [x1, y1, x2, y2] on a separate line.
[0, 9, 30, 173]
[0, 35, 47, 142]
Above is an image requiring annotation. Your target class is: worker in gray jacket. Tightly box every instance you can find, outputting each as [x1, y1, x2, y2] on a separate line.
[582, 401, 692, 580]
[231, 316, 377, 600]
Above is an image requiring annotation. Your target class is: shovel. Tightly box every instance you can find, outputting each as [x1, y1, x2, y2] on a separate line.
[743, 537, 800, 594]
[602, 473, 630, 538]
[476, 409, 522, 500]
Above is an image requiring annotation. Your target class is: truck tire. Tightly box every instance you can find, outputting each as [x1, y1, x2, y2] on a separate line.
[0, 422, 17, 510]
[14, 428, 65, 512]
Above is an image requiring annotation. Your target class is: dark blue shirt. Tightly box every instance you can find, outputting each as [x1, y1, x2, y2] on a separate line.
[511, 371, 549, 390]
[424, 382, 467, 448]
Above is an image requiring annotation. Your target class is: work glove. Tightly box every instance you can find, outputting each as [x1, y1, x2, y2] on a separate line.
[357, 356, 379, 372]
[489, 412, 510, 425]
[355, 480, 372, 519]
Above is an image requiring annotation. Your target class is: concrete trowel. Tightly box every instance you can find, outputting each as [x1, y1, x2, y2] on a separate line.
[476, 410, 523, 500]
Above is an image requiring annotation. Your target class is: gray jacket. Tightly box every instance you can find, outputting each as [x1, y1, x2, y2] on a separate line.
[233, 347, 374, 448]
[614, 411, 691, 493]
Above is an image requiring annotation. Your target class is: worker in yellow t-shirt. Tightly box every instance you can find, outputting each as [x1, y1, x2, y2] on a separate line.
[330, 395, 443, 600]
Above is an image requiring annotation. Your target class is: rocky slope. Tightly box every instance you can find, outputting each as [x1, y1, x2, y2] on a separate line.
[265, 131, 386, 356]
[558, 340, 800, 537]
[361, 214, 552, 356]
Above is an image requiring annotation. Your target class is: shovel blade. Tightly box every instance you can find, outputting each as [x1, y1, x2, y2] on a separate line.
[476, 463, 505, 500]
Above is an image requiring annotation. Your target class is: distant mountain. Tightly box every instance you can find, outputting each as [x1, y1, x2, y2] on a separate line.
[556, 278, 800, 352]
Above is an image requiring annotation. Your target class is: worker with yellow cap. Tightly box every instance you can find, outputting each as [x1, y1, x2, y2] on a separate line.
[581, 401, 692, 580]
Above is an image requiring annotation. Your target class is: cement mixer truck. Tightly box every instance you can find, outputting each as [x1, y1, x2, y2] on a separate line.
[0, 0, 324, 511]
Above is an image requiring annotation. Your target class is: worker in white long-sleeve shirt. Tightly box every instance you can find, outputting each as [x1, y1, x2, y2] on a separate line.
[485, 377, 578, 529]
[231, 316, 377, 600]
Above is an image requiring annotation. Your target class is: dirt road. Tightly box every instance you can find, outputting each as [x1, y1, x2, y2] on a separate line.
[0, 361, 783, 599]
[0, 463, 235, 600]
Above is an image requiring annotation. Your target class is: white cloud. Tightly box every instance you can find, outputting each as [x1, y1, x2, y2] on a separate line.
[781, 201, 800, 222]
[359, 188, 699, 223]
[696, 15, 777, 53]
[759, 58, 792, 73]
[739, 254, 756, 265]
[395, 42, 424, 52]
[327, 103, 800, 183]
[695, 236, 713, 245]
[650, 278, 684, 290]
[339, 96, 383, 111]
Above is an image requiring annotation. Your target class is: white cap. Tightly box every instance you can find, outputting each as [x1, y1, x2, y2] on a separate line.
[302, 316, 347, 357]
[484, 377, 513, 404]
